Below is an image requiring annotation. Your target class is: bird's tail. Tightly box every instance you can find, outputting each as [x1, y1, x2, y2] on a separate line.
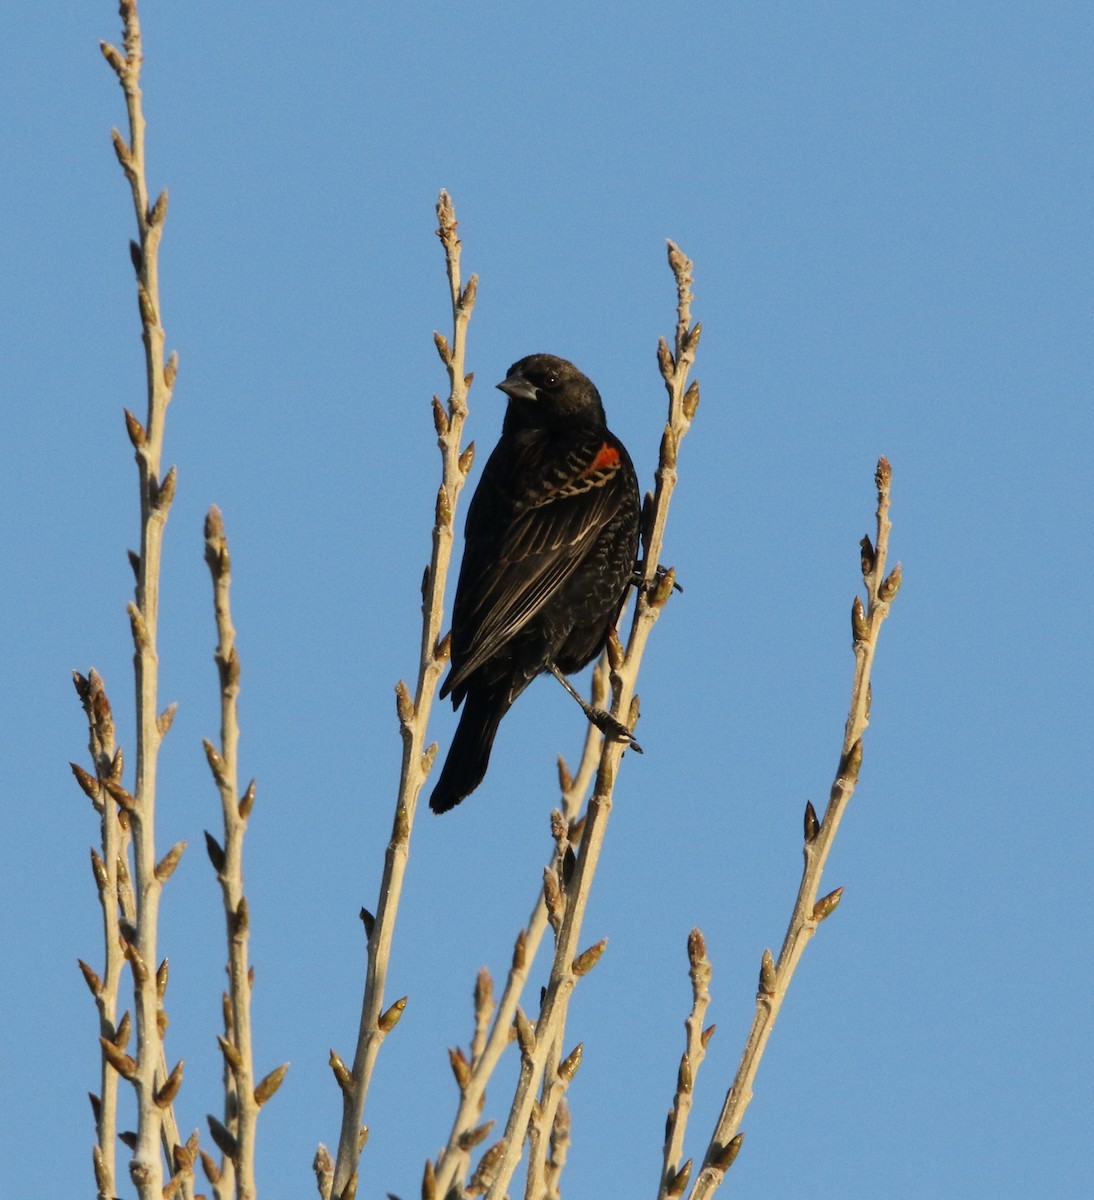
[429, 683, 512, 813]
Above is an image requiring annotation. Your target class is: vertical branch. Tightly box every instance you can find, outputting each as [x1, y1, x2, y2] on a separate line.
[432, 901, 550, 1192]
[323, 190, 478, 1200]
[656, 930, 713, 1200]
[98, 3, 188, 1196]
[542, 1098, 572, 1200]
[524, 1035, 579, 1200]
[483, 242, 701, 1200]
[72, 670, 129, 1200]
[201, 508, 287, 1200]
[687, 460, 901, 1200]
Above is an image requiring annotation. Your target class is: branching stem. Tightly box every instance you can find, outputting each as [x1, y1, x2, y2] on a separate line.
[326, 191, 478, 1199]
[95, 2, 190, 1196]
[687, 459, 901, 1199]
[483, 242, 701, 1199]
[202, 507, 283, 1200]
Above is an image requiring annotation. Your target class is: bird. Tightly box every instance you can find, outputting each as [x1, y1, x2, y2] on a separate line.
[429, 353, 642, 813]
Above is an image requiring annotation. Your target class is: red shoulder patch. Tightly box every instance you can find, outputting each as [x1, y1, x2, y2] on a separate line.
[538, 441, 623, 505]
[587, 442, 621, 473]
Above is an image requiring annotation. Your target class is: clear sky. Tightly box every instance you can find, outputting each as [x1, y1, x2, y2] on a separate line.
[3, 2, 1091, 1197]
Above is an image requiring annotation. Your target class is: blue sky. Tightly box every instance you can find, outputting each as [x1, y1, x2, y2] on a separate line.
[3, 2, 1091, 1196]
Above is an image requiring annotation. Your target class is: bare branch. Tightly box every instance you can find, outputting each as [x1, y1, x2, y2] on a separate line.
[201, 505, 273, 1199]
[687, 459, 901, 1200]
[89, 4, 193, 1195]
[483, 241, 701, 1199]
[327, 190, 478, 1198]
[657, 930, 714, 1200]
[73, 669, 129, 1200]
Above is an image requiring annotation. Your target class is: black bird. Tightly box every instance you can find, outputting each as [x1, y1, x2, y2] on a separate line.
[429, 354, 642, 813]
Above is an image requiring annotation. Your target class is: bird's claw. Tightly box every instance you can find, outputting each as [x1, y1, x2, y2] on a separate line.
[588, 707, 644, 754]
[630, 564, 683, 595]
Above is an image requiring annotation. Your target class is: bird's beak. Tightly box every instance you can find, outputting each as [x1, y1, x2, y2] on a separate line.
[497, 374, 537, 402]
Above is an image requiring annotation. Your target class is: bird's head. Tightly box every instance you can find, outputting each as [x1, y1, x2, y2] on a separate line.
[497, 354, 606, 430]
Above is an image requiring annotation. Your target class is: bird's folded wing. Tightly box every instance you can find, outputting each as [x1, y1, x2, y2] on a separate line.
[444, 448, 627, 693]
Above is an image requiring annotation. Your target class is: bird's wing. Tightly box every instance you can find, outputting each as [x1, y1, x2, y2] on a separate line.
[443, 433, 632, 697]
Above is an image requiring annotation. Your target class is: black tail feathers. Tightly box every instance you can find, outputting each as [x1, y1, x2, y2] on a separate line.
[429, 684, 512, 813]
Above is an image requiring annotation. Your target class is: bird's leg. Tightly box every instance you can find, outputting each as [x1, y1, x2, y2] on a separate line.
[547, 663, 643, 753]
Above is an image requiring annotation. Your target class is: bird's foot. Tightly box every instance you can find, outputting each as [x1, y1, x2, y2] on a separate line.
[630, 564, 684, 595]
[547, 662, 644, 752]
[586, 706, 644, 754]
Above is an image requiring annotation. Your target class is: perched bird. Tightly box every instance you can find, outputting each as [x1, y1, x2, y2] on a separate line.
[429, 354, 642, 813]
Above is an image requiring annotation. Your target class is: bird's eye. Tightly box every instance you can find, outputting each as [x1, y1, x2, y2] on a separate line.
[542, 372, 559, 389]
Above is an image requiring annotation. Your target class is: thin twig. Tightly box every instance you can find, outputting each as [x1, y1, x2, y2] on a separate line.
[72, 670, 128, 1200]
[432, 902, 550, 1192]
[524, 1030, 578, 1200]
[483, 241, 701, 1200]
[657, 930, 713, 1200]
[543, 1098, 572, 1200]
[434, 794, 590, 1192]
[687, 459, 901, 1199]
[201, 507, 286, 1199]
[95, 2, 191, 1196]
[325, 190, 478, 1200]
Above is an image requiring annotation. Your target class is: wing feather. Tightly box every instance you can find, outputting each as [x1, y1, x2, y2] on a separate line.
[443, 430, 629, 698]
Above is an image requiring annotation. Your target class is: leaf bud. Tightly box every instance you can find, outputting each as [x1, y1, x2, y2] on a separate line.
[207, 1115, 237, 1160]
[448, 1046, 471, 1091]
[203, 831, 225, 874]
[677, 1051, 693, 1095]
[394, 680, 414, 726]
[667, 1158, 693, 1197]
[879, 562, 902, 602]
[513, 1007, 536, 1056]
[657, 336, 675, 382]
[860, 534, 875, 578]
[558, 1042, 583, 1083]
[154, 1059, 184, 1107]
[687, 927, 707, 968]
[711, 1132, 744, 1170]
[157, 703, 177, 738]
[78, 959, 104, 997]
[758, 949, 776, 995]
[435, 485, 452, 527]
[572, 938, 607, 977]
[459, 1119, 494, 1151]
[100, 41, 125, 75]
[124, 408, 146, 447]
[70, 762, 102, 804]
[606, 626, 625, 671]
[459, 274, 478, 312]
[378, 996, 407, 1032]
[682, 380, 700, 419]
[432, 396, 449, 436]
[851, 595, 868, 643]
[218, 1035, 243, 1072]
[803, 800, 820, 843]
[254, 1062, 290, 1106]
[840, 739, 863, 785]
[329, 1049, 353, 1094]
[154, 841, 186, 883]
[512, 928, 527, 972]
[812, 886, 844, 922]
